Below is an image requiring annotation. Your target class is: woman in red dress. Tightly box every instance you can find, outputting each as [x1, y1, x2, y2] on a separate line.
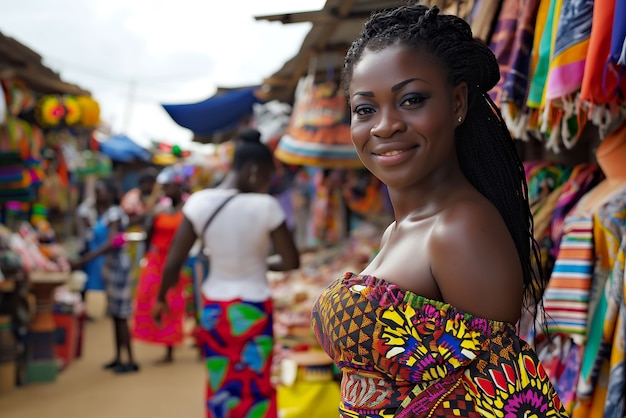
[132, 165, 191, 363]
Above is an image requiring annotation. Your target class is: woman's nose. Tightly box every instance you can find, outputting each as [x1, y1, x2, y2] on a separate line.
[369, 109, 406, 138]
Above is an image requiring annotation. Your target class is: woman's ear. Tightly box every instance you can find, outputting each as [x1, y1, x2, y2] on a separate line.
[453, 81, 469, 124]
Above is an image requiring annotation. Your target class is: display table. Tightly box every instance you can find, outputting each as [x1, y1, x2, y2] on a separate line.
[0, 270, 32, 387]
[277, 350, 340, 418]
[26, 271, 69, 383]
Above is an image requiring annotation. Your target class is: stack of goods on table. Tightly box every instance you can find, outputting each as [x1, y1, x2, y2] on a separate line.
[0, 221, 82, 388]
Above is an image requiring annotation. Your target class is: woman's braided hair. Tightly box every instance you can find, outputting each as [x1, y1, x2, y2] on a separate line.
[343, 4, 544, 315]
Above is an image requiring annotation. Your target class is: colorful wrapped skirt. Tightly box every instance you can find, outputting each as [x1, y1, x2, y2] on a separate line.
[196, 297, 276, 418]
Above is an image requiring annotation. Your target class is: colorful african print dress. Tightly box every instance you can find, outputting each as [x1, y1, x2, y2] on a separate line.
[196, 298, 276, 418]
[312, 273, 569, 417]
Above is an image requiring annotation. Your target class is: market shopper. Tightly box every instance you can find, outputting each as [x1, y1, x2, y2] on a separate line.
[153, 128, 300, 418]
[132, 165, 191, 363]
[120, 169, 159, 285]
[71, 178, 138, 374]
[311, 4, 568, 417]
[120, 168, 159, 226]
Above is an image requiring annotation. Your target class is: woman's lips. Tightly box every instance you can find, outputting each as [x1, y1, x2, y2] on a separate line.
[376, 149, 405, 156]
[372, 145, 419, 165]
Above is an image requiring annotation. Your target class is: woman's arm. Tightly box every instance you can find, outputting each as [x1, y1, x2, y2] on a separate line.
[71, 219, 120, 269]
[143, 215, 156, 251]
[156, 217, 196, 303]
[268, 221, 300, 271]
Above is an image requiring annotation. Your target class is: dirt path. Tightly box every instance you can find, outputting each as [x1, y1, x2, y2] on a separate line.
[0, 317, 205, 418]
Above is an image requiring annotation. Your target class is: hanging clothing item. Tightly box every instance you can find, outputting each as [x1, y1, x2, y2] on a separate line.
[532, 213, 594, 413]
[544, 214, 594, 338]
[541, 0, 594, 146]
[545, 0, 593, 101]
[550, 164, 604, 256]
[489, 0, 541, 132]
[313, 273, 568, 417]
[274, 76, 361, 169]
[537, 190, 626, 416]
[527, 0, 558, 110]
[470, 0, 501, 42]
[527, 164, 573, 282]
[311, 169, 346, 245]
[609, 0, 626, 65]
[572, 192, 626, 417]
[579, 0, 626, 124]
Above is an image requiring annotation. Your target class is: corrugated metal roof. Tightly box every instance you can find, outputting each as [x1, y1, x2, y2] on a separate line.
[255, 0, 406, 102]
[256, 0, 486, 103]
[0, 31, 90, 96]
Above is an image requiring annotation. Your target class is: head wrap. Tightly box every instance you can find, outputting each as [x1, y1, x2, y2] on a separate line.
[156, 165, 186, 185]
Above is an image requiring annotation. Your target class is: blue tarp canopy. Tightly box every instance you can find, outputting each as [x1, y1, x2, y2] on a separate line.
[98, 134, 152, 163]
[161, 87, 262, 136]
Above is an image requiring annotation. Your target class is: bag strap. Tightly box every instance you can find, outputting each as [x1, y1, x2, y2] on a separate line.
[198, 193, 237, 252]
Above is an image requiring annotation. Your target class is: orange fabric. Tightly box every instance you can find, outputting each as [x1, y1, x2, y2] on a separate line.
[580, 0, 626, 108]
[150, 211, 183, 253]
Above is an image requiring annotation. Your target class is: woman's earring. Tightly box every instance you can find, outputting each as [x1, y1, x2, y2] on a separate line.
[457, 116, 463, 123]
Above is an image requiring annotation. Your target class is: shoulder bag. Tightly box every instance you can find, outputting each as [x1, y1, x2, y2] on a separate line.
[193, 193, 238, 293]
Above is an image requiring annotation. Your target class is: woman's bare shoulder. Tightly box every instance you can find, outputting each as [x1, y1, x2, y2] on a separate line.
[428, 196, 523, 323]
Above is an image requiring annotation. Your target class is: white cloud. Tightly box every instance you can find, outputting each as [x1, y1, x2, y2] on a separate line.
[0, 0, 324, 147]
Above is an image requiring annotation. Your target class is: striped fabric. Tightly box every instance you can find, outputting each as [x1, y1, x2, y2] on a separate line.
[274, 133, 362, 169]
[544, 215, 594, 339]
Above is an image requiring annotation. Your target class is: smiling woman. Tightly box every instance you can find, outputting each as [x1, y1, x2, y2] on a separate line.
[311, 3, 569, 417]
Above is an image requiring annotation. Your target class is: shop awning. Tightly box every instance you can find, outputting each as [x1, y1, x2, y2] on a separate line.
[98, 134, 152, 163]
[162, 87, 263, 136]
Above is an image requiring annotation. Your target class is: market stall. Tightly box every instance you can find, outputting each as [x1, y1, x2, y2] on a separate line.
[0, 33, 105, 390]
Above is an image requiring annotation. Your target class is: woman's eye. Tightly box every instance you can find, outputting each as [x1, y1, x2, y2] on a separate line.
[401, 95, 428, 107]
[353, 105, 375, 116]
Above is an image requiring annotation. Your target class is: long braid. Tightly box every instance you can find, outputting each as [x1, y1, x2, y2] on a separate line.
[343, 4, 545, 318]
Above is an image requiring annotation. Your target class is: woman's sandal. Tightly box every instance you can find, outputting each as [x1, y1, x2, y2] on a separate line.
[112, 363, 140, 374]
[102, 360, 122, 370]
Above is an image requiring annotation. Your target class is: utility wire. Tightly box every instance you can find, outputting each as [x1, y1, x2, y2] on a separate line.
[43, 55, 213, 87]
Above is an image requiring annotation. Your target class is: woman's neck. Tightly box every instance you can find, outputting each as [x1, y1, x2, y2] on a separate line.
[217, 171, 239, 189]
[170, 196, 182, 208]
[596, 123, 626, 182]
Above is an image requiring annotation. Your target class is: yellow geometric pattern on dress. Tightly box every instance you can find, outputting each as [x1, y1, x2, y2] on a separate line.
[380, 304, 483, 376]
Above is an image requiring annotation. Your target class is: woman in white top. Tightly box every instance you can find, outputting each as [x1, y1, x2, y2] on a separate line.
[154, 128, 299, 418]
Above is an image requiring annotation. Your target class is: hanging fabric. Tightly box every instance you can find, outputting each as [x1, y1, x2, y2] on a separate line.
[579, 0, 626, 132]
[470, 0, 501, 42]
[543, 0, 594, 148]
[608, 0, 626, 66]
[489, 0, 542, 138]
[274, 74, 361, 168]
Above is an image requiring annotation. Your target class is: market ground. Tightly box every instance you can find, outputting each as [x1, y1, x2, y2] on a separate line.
[0, 294, 205, 418]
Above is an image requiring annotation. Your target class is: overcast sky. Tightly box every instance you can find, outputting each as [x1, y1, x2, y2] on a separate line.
[0, 0, 325, 147]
